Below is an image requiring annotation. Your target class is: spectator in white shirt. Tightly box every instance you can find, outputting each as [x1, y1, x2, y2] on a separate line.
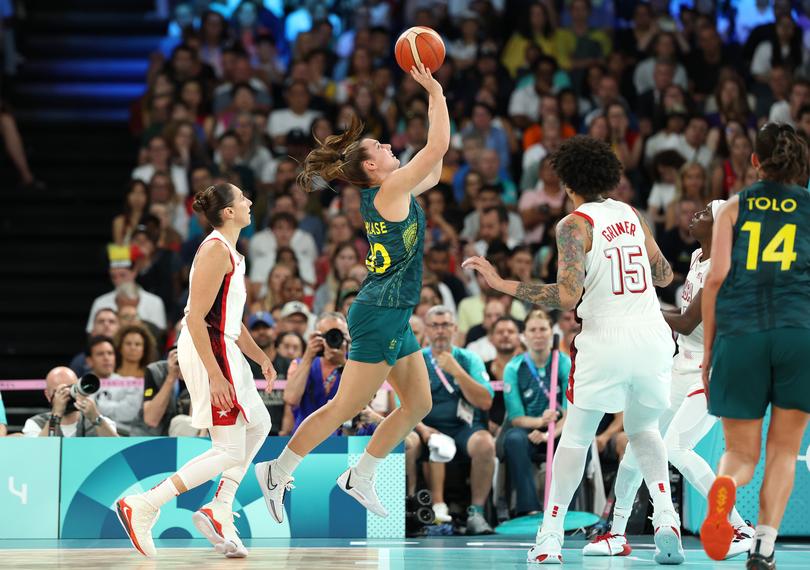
[131, 135, 190, 198]
[769, 78, 810, 126]
[633, 33, 689, 95]
[750, 15, 804, 84]
[266, 80, 320, 149]
[85, 336, 143, 435]
[249, 211, 318, 297]
[86, 263, 166, 334]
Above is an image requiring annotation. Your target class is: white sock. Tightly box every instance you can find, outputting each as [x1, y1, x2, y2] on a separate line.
[611, 507, 632, 536]
[611, 455, 643, 535]
[142, 477, 179, 509]
[751, 525, 777, 557]
[354, 451, 384, 478]
[539, 503, 569, 539]
[629, 431, 675, 513]
[214, 476, 239, 507]
[276, 447, 303, 476]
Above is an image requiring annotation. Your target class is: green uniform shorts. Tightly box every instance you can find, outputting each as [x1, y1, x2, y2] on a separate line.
[709, 328, 810, 419]
[347, 302, 421, 365]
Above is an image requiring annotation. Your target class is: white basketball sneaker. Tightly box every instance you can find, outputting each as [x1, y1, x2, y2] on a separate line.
[254, 460, 295, 524]
[193, 501, 248, 558]
[433, 502, 452, 523]
[652, 509, 685, 565]
[337, 467, 388, 517]
[725, 523, 755, 559]
[116, 495, 159, 557]
[527, 531, 564, 564]
[582, 532, 632, 556]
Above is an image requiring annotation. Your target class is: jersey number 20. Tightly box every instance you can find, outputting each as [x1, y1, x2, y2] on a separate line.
[605, 245, 648, 295]
[741, 221, 797, 271]
[366, 242, 392, 274]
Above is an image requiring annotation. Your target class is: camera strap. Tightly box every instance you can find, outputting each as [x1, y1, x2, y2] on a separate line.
[322, 367, 340, 395]
[524, 353, 551, 401]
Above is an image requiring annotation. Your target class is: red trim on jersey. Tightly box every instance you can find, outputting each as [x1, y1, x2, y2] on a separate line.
[572, 210, 594, 226]
[566, 336, 577, 405]
[687, 388, 706, 398]
[209, 269, 246, 426]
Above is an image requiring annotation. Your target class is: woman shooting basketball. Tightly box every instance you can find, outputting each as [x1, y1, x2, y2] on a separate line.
[255, 62, 449, 521]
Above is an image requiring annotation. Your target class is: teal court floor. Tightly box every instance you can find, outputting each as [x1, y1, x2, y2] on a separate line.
[0, 536, 808, 569]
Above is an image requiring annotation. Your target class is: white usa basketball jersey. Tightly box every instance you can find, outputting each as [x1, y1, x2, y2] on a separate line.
[183, 229, 246, 341]
[574, 199, 662, 323]
[677, 249, 709, 355]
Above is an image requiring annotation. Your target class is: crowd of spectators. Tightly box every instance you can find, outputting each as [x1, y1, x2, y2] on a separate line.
[2, 0, 810, 534]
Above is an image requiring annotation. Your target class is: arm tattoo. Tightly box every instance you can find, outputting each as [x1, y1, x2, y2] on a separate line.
[513, 216, 588, 310]
[515, 282, 563, 309]
[649, 249, 674, 286]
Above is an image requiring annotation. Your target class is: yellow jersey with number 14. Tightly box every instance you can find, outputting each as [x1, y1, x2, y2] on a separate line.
[353, 186, 426, 309]
[716, 180, 810, 336]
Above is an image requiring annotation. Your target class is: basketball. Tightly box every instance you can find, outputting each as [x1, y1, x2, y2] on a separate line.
[395, 26, 445, 73]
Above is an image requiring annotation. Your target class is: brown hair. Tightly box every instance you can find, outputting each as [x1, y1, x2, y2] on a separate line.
[296, 115, 372, 192]
[192, 183, 234, 226]
[524, 309, 553, 328]
[114, 323, 157, 372]
[755, 123, 810, 185]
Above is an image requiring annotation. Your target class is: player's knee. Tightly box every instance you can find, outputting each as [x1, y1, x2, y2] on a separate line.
[401, 394, 432, 422]
[213, 440, 246, 469]
[503, 427, 528, 449]
[468, 431, 495, 459]
[726, 439, 760, 465]
[559, 427, 593, 449]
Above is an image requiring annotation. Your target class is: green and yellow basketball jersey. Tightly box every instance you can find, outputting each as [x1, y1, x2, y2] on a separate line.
[716, 180, 810, 336]
[354, 186, 425, 309]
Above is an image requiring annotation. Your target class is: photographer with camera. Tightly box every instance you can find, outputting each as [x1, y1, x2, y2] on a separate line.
[23, 366, 118, 437]
[284, 312, 350, 435]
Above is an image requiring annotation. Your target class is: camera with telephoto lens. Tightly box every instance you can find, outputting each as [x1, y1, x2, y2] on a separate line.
[64, 373, 101, 413]
[316, 328, 346, 356]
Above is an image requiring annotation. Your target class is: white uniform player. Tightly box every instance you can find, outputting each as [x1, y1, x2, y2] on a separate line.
[178, 229, 265, 428]
[583, 200, 754, 560]
[566, 199, 675, 413]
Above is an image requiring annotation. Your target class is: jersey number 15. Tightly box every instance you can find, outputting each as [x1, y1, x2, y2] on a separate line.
[605, 245, 648, 295]
[741, 221, 797, 271]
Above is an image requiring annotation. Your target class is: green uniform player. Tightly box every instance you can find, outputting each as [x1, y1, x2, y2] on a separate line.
[348, 186, 426, 365]
[709, 180, 810, 419]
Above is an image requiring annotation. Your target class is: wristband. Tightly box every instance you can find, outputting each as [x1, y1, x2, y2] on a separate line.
[92, 416, 103, 427]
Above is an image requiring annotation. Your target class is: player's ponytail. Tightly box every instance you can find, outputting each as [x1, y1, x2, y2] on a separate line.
[296, 115, 372, 192]
[755, 123, 810, 186]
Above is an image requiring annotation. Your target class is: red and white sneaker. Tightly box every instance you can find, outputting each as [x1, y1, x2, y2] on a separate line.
[653, 509, 685, 565]
[701, 475, 736, 561]
[725, 523, 755, 559]
[192, 501, 248, 558]
[582, 532, 632, 556]
[527, 531, 563, 564]
[116, 495, 159, 557]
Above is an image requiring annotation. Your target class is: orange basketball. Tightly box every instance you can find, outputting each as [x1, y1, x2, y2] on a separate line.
[395, 26, 445, 73]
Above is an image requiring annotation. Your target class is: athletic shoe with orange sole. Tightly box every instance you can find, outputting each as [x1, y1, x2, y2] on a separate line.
[192, 501, 248, 558]
[701, 475, 737, 560]
[116, 495, 159, 557]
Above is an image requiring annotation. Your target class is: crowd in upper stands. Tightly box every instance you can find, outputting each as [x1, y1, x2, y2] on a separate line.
[1, 0, 809, 534]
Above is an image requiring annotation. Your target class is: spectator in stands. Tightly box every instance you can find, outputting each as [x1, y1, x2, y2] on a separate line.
[86, 335, 142, 436]
[666, 162, 710, 230]
[399, 113, 428, 165]
[313, 241, 360, 315]
[199, 10, 228, 77]
[0, 392, 7, 436]
[86, 263, 166, 336]
[555, 309, 581, 358]
[711, 133, 753, 198]
[633, 32, 689, 96]
[148, 171, 190, 239]
[135, 345, 196, 437]
[267, 80, 320, 149]
[519, 157, 567, 245]
[750, 15, 803, 84]
[279, 301, 313, 337]
[475, 148, 517, 207]
[132, 135, 190, 198]
[457, 271, 527, 344]
[466, 297, 507, 362]
[214, 130, 256, 197]
[71, 308, 119, 377]
[412, 306, 495, 534]
[686, 27, 741, 104]
[425, 243, 468, 307]
[23, 367, 118, 437]
[501, 310, 570, 516]
[179, 78, 215, 140]
[250, 211, 318, 292]
[113, 323, 157, 380]
[660, 198, 699, 300]
[556, 0, 612, 76]
[798, 104, 810, 138]
[276, 330, 305, 361]
[462, 186, 524, 245]
[284, 312, 349, 434]
[648, 150, 687, 232]
[484, 316, 522, 430]
[769, 78, 810, 126]
[130, 225, 181, 318]
[112, 180, 150, 245]
[475, 206, 518, 256]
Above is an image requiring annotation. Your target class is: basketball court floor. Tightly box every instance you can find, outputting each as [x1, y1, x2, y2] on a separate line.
[1, 536, 808, 568]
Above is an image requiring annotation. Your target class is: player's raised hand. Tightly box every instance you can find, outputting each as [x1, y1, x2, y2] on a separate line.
[462, 256, 505, 291]
[409, 62, 442, 96]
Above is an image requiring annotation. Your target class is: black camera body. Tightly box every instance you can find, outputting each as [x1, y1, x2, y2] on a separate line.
[65, 373, 101, 414]
[316, 328, 346, 356]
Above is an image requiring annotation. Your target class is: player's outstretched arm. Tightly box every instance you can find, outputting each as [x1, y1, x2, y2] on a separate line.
[702, 198, 737, 359]
[663, 289, 703, 335]
[635, 211, 674, 287]
[462, 215, 588, 310]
